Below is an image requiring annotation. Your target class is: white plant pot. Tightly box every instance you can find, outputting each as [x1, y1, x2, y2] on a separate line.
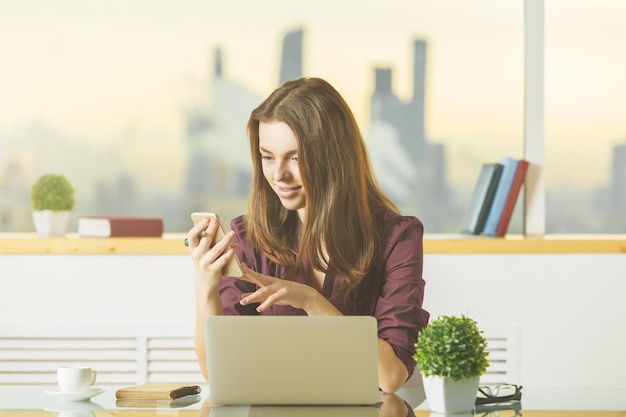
[32, 210, 71, 237]
[422, 375, 479, 413]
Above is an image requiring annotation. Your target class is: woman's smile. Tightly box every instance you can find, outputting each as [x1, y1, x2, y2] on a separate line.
[275, 184, 302, 199]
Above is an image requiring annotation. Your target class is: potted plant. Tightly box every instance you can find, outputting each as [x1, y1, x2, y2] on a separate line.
[30, 174, 75, 237]
[413, 315, 489, 413]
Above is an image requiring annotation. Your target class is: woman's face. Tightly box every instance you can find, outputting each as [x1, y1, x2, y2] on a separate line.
[259, 121, 306, 219]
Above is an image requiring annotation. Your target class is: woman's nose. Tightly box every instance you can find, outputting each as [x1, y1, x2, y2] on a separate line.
[273, 160, 291, 182]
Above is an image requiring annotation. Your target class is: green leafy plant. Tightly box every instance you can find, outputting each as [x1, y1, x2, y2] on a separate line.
[413, 315, 489, 382]
[30, 174, 76, 211]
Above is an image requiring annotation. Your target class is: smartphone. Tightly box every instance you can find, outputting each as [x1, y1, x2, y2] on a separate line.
[190, 212, 243, 277]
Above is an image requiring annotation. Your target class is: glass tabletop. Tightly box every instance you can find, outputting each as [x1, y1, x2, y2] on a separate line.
[1, 385, 621, 417]
[0, 385, 414, 417]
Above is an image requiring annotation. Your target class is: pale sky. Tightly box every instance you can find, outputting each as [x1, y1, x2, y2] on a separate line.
[0, 0, 624, 188]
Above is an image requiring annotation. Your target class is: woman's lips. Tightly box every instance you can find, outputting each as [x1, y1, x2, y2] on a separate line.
[276, 185, 301, 198]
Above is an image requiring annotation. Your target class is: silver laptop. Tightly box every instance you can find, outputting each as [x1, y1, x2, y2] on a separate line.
[204, 315, 381, 405]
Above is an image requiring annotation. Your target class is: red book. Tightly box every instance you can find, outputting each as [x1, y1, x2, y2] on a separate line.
[495, 160, 529, 236]
[78, 216, 163, 237]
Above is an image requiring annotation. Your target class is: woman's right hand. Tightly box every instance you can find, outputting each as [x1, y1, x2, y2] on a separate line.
[189, 217, 235, 381]
[187, 217, 238, 290]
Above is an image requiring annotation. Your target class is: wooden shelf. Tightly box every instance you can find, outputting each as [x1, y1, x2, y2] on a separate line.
[423, 234, 626, 254]
[0, 233, 189, 255]
[1, 233, 625, 255]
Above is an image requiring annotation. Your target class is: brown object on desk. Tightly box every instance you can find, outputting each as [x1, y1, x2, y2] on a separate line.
[115, 383, 201, 400]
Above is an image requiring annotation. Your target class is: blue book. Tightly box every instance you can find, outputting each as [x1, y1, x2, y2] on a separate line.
[482, 157, 519, 236]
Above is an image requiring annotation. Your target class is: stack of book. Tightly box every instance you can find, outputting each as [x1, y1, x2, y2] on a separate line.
[461, 157, 529, 237]
[77, 216, 164, 237]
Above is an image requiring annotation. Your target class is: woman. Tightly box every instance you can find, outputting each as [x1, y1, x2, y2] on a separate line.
[188, 77, 429, 393]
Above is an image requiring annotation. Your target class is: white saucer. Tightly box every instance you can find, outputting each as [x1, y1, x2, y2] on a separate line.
[44, 387, 105, 401]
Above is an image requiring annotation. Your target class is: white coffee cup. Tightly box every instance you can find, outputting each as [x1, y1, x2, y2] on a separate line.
[57, 367, 97, 393]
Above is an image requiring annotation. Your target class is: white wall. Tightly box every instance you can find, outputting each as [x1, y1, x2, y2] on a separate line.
[422, 254, 626, 410]
[1, 253, 625, 410]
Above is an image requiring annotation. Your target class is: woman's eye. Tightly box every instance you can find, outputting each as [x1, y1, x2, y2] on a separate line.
[261, 155, 272, 161]
[291, 156, 298, 162]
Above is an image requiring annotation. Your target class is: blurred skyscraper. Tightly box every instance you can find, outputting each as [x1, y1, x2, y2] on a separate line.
[370, 39, 451, 230]
[279, 29, 303, 84]
[612, 142, 626, 230]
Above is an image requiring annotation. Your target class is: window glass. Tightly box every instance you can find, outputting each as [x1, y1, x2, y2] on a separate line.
[545, 0, 626, 233]
[0, 0, 523, 233]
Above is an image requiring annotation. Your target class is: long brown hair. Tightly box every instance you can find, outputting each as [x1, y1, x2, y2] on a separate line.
[246, 77, 398, 293]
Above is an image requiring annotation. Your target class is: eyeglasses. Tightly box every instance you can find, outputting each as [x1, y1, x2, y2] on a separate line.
[475, 384, 523, 406]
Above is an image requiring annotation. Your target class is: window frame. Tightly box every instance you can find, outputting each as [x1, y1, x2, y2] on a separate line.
[524, 0, 546, 236]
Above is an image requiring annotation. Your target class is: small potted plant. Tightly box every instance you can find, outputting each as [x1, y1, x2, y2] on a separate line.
[30, 174, 75, 237]
[413, 315, 489, 413]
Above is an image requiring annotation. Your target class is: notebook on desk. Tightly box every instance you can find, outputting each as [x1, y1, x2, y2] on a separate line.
[204, 315, 381, 405]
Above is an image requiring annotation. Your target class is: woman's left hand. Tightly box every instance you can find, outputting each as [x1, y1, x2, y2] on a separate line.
[237, 264, 340, 316]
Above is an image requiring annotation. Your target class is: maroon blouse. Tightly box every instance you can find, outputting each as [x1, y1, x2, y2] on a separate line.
[219, 206, 429, 378]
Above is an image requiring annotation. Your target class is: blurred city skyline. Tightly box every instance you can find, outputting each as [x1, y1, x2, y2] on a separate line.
[1, 0, 624, 233]
[2, 1, 625, 184]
